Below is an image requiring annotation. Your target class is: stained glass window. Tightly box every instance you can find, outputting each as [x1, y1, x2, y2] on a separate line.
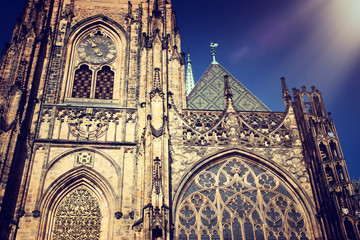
[95, 66, 114, 99]
[72, 65, 92, 98]
[71, 65, 114, 100]
[53, 189, 101, 240]
[175, 157, 311, 240]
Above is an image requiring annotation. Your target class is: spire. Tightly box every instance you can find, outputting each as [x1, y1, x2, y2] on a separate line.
[281, 77, 291, 108]
[152, 0, 161, 18]
[186, 52, 195, 96]
[210, 42, 218, 64]
[224, 75, 233, 101]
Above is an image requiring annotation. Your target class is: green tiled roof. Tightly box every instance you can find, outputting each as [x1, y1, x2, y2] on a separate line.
[187, 63, 270, 111]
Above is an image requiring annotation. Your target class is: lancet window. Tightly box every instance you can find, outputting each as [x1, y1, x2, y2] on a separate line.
[175, 157, 312, 240]
[302, 94, 311, 114]
[325, 165, 334, 184]
[344, 218, 356, 239]
[72, 65, 92, 98]
[71, 65, 114, 99]
[95, 66, 114, 99]
[336, 163, 346, 182]
[330, 141, 339, 159]
[312, 94, 323, 117]
[319, 142, 329, 161]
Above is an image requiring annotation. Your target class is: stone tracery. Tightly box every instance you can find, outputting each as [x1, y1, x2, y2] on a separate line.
[180, 110, 294, 148]
[175, 157, 311, 240]
[53, 189, 101, 240]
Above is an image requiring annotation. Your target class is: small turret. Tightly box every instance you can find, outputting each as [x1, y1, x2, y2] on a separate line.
[292, 84, 359, 240]
[280, 77, 291, 108]
[185, 52, 195, 96]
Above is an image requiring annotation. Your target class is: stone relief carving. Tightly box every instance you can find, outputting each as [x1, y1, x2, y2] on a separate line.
[60, 108, 111, 140]
[74, 152, 94, 167]
[38, 106, 136, 141]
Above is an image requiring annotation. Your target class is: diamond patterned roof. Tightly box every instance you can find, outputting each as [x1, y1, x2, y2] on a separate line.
[187, 63, 269, 111]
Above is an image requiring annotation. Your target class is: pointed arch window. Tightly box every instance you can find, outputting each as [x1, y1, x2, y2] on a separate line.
[336, 163, 347, 182]
[325, 164, 335, 184]
[330, 140, 340, 159]
[71, 65, 115, 99]
[344, 218, 356, 239]
[312, 94, 324, 117]
[53, 189, 101, 239]
[95, 66, 114, 99]
[175, 157, 313, 239]
[319, 142, 329, 161]
[72, 65, 92, 98]
[302, 94, 311, 113]
[62, 25, 127, 103]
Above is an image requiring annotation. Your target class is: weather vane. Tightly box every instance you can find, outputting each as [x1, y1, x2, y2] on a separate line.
[210, 42, 218, 64]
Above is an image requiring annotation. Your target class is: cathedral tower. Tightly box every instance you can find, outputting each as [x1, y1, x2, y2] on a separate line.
[0, 0, 185, 239]
[0, 0, 359, 239]
[292, 84, 360, 239]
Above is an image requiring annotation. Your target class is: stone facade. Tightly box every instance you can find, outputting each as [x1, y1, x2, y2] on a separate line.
[0, 0, 358, 239]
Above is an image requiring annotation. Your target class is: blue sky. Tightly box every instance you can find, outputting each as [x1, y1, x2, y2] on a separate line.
[1, 0, 359, 178]
[173, 0, 360, 179]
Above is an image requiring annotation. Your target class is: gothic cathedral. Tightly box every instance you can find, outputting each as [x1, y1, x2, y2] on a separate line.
[0, 0, 359, 239]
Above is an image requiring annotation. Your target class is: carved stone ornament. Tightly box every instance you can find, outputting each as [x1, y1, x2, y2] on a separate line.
[74, 152, 94, 167]
[180, 109, 294, 148]
[53, 189, 101, 240]
[153, 157, 162, 195]
[132, 220, 143, 232]
[56, 107, 126, 141]
[129, 211, 135, 219]
[69, 116, 108, 140]
[32, 210, 40, 218]
[115, 211, 123, 219]
[17, 209, 25, 218]
[149, 87, 165, 99]
[151, 124, 164, 138]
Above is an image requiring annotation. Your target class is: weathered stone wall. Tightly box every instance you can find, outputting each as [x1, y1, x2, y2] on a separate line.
[168, 101, 320, 238]
[9, 0, 184, 239]
[169, 104, 312, 197]
[16, 143, 139, 239]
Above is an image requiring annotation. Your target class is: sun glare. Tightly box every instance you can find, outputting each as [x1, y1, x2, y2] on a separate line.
[290, 0, 360, 100]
